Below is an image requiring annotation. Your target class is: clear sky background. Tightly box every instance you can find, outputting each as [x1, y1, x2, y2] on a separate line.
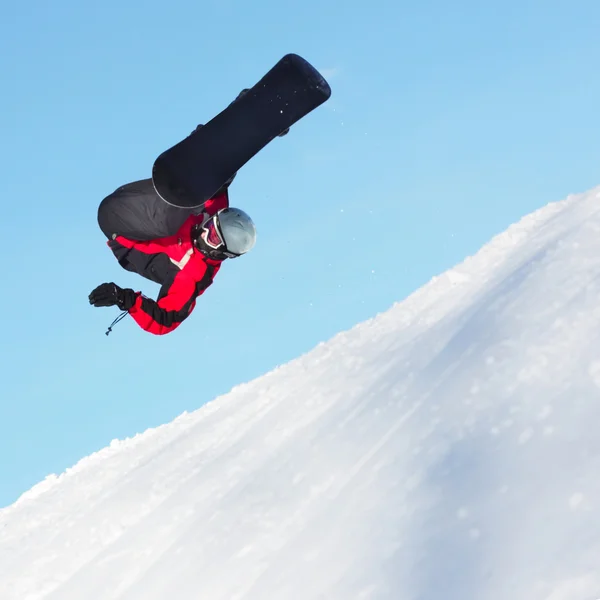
[1, 0, 599, 508]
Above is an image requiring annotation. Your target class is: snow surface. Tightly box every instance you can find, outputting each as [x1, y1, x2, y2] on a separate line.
[3, 188, 600, 600]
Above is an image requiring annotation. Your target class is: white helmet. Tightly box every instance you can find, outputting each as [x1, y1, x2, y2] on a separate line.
[195, 207, 256, 260]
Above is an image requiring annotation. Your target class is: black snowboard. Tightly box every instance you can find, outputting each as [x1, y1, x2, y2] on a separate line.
[152, 53, 331, 209]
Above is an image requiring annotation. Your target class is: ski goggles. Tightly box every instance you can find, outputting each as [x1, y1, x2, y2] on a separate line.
[201, 216, 239, 259]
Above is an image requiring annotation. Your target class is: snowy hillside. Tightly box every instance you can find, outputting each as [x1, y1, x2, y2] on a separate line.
[2, 187, 600, 600]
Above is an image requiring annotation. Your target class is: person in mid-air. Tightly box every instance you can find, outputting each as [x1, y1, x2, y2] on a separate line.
[89, 175, 257, 336]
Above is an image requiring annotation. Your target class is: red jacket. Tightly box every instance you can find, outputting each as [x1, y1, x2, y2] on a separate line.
[107, 194, 228, 335]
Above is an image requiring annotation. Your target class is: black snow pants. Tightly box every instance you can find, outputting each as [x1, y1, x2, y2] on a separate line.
[97, 178, 195, 242]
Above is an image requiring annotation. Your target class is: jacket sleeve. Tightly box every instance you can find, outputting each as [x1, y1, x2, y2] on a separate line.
[128, 274, 199, 336]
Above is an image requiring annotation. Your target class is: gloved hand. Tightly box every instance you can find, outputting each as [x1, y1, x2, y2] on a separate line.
[89, 283, 137, 311]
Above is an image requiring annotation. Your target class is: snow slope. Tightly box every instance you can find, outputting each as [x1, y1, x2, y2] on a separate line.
[2, 187, 600, 600]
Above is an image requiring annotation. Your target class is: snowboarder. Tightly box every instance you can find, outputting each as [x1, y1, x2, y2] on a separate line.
[89, 175, 257, 336]
[88, 52, 329, 337]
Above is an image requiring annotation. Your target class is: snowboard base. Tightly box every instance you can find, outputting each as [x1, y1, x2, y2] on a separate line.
[152, 53, 331, 209]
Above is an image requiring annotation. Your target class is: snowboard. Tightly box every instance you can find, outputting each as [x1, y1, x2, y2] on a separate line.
[152, 53, 332, 209]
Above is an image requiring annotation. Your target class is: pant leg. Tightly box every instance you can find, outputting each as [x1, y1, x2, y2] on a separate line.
[107, 238, 169, 285]
[98, 179, 193, 241]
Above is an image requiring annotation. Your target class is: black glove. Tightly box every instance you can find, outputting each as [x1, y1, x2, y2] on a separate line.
[89, 283, 137, 311]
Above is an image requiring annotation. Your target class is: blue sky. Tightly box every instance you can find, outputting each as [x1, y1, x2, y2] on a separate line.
[1, 0, 599, 507]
